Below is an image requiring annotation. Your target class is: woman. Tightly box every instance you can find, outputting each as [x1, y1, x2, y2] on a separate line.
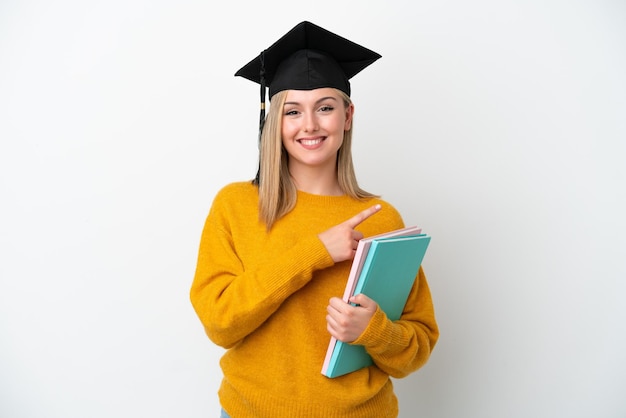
[190, 21, 439, 418]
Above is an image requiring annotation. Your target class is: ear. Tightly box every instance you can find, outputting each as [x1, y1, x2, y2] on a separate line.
[344, 103, 355, 131]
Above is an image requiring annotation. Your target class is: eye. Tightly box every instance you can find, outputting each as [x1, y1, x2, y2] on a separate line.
[319, 105, 335, 112]
[284, 109, 299, 116]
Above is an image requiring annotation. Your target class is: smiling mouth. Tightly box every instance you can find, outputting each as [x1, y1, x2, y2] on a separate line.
[298, 137, 325, 146]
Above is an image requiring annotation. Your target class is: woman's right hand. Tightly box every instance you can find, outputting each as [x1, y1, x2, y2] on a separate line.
[318, 204, 381, 263]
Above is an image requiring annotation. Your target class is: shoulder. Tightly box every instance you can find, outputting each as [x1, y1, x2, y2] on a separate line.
[377, 199, 405, 229]
[212, 181, 259, 205]
[355, 196, 406, 235]
[202, 181, 263, 237]
[215, 180, 258, 198]
[371, 197, 403, 221]
[365, 195, 403, 221]
[208, 180, 259, 219]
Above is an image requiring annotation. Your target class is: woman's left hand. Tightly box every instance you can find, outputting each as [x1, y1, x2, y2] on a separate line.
[326, 293, 378, 343]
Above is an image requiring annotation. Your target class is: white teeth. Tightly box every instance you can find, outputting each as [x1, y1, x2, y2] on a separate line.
[300, 138, 322, 146]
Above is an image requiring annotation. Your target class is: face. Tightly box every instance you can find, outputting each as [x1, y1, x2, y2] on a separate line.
[281, 88, 354, 174]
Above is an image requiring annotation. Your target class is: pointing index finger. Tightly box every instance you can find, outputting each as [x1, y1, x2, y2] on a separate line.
[345, 204, 382, 229]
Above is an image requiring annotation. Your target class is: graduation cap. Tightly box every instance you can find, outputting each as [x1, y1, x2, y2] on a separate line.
[236, 21, 381, 97]
[235, 21, 381, 137]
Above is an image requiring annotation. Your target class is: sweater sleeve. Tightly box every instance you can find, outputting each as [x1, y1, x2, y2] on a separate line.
[351, 266, 439, 378]
[190, 194, 335, 349]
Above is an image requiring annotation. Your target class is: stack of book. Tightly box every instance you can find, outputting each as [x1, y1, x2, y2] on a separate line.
[321, 226, 431, 378]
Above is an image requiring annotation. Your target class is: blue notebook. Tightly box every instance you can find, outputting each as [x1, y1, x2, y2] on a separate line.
[322, 233, 431, 378]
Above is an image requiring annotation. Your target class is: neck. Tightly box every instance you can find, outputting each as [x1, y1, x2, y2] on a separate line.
[289, 164, 343, 196]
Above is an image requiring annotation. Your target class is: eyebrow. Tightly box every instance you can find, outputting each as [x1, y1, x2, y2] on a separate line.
[284, 96, 339, 106]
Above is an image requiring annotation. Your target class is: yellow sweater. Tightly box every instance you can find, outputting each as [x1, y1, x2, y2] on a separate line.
[190, 182, 438, 418]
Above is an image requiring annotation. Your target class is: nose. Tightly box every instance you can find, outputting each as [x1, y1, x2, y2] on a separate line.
[303, 112, 319, 133]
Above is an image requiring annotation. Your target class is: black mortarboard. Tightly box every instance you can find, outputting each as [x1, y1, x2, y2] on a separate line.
[235, 21, 381, 99]
[235, 21, 381, 183]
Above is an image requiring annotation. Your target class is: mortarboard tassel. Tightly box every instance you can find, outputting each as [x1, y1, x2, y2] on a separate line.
[255, 51, 267, 184]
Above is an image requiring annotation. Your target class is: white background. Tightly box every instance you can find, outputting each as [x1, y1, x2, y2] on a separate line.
[1, 1, 625, 417]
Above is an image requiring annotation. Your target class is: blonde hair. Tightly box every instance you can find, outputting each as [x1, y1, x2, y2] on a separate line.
[255, 89, 378, 229]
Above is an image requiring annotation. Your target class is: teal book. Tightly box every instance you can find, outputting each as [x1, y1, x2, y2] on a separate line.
[321, 233, 431, 378]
